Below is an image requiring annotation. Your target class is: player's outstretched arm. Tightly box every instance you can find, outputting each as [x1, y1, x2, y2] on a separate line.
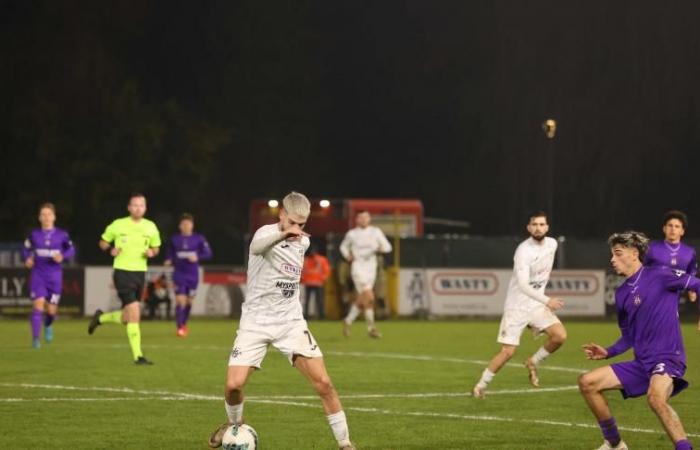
[602, 335, 631, 359]
[250, 229, 294, 255]
[582, 342, 608, 360]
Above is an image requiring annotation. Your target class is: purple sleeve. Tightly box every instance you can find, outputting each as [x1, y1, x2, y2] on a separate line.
[663, 268, 700, 293]
[606, 334, 632, 359]
[22, 236, 34, 261]
[198, 236, 212, 261]
[688, 251, 697, 277]
[62, 232, 76, 260]
[165, 238, 174, 261]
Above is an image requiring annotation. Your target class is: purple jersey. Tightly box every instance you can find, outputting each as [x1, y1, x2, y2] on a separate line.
[165, 232, 212, 278]
[644, 240, 697, 275]
[606, 265, 700, 366]
[23, 227, 75, 278]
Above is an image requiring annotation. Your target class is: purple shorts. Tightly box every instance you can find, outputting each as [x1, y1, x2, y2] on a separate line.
[30, 274, 62, 304]
[611, 358, 688, 399]
[173, 273, 198, 297]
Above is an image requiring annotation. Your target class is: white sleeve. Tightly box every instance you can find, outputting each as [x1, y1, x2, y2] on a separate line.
[514, 248, 549, 305]
[376, 228, 392, 253]
[339, 232, 352, 260]
[249, 228, 286, 256]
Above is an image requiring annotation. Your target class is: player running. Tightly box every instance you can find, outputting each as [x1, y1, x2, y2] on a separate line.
[23, 202, 75, 348]
[208, 192, 355, 450]
[88, 193, 161, 365]
[473, 211, 566, 398]
[164, 213, 212, 336]
[644, 210, 698, 327]
[579, 231, 695, 450]
[340, 210, 392, 338]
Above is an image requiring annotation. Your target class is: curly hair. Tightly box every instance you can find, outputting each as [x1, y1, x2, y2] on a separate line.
[607, 231, 650, 261]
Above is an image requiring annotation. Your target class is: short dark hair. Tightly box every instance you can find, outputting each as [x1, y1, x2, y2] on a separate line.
[663, 210, 688, 229]
[129, 192, 146, 202]
[38, 202, 55, 214]
[528, 210, 548, 224]
[180, 213, 194, 223]
[607, 231, 650, 261]
[356, 210, 370, 215]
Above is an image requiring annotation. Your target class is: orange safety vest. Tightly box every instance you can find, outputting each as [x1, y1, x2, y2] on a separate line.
[301, 254, 330, 287]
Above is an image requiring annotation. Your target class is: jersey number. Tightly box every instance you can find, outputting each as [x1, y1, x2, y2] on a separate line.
[303, 330, 317, 351]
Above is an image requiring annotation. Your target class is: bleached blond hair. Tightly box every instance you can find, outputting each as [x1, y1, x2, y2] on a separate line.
[282, 191, 311, 217]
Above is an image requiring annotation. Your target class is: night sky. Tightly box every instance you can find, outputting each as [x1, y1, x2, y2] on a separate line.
[3, 1, 700, 263]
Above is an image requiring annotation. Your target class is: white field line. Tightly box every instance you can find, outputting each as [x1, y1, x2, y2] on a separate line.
[1, 382, 698, 438]
[325, 350, 587, 374]
[70, 345, 588, 374]
[0, 382, 576, 400]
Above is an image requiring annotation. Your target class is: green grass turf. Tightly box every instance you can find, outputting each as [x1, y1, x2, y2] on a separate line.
[1, 318, 699, 449]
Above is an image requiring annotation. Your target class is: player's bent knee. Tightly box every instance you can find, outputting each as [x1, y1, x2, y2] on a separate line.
[225, 376, 247, 394]
[646, 391, 667, 411]
[552, 331, 567, 345]
[314, 376, 335, 397]
[577, 373, 597, 394]
[225, 383, 243, 398]
[500, 346, 516, 359]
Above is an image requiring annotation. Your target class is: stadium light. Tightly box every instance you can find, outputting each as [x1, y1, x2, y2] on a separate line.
[268, 199, 279, 208]
[319, 199, 330, 208]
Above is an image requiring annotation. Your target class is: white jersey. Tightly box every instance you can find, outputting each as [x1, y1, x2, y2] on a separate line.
[242, 223, 310, 324]
[503, 236, 557, 312]
[339, 226, 392, 267]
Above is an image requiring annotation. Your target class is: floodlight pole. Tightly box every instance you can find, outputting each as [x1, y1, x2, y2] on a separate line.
[542, 119, 557, 222]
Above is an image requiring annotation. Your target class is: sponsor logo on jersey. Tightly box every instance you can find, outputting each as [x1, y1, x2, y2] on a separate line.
[633, 295, 642, 306]
[281, 263, 302, 276]
[275, 280, 298, 298]
[431, 272, 499, 295]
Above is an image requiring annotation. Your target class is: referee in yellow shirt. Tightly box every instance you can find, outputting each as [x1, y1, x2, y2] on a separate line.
[88, 193, 161, 365]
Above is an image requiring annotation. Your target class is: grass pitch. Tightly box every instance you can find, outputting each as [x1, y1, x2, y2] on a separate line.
[1, 318, 699, 449]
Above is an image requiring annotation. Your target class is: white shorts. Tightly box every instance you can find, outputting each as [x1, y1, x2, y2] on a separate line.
[228, 319, 323, 369]
[351, 261, 376, 293]
[497, 307, 561, 346]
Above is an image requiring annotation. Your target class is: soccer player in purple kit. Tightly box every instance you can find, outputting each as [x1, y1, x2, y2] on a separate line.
[164, 213, 212, 337]
[579, 231, 696, 450]
[644, 210, 698, 325]
[23, 202, 75, 348]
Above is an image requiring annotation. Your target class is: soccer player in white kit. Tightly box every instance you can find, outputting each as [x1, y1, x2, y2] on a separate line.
[340, 210, 392, 338]
[472, 211, 567, 398]
[208, 192, 355, 450]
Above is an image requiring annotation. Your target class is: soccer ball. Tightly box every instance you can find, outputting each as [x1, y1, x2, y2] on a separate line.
[222, 424, 258, 450]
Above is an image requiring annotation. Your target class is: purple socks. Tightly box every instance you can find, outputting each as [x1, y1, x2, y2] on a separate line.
[175, 305, 184, 328]
[183, 305, 191, 325]
[30, 309, 42, 339]
[176, 304, 192, 328]
[598, 417, 621, 447]
[676, 440, 693, 450]
[44, 313, 55, 327]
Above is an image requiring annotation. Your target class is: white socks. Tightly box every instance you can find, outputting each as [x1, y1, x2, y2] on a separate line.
[327, 410, 351, 447]
[365, 308, 375, 330]
[530, 347, 551, 366]
[225, 401, 244, 425]
[476, 368, 495, 389]
[344, 304, 361, 324]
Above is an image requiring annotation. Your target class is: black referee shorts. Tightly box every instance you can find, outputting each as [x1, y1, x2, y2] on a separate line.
[113, 269, 146, 306]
